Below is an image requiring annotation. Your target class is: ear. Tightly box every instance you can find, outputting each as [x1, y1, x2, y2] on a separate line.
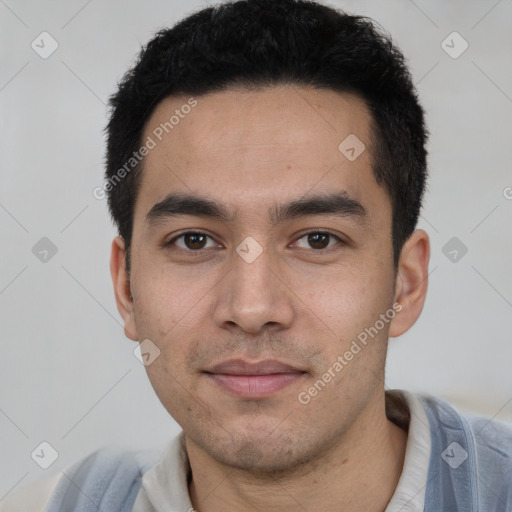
[388, 229, 430, 338]
[110, 236, 139, 341]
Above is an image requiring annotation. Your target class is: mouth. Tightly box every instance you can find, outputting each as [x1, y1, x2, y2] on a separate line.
[203, 359, 307, 399]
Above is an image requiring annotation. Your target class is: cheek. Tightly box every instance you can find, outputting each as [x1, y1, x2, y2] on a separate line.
[300, 263, 379, 315]
[144, 359, 210, 430]
[132, 260, 212, 337]
[296, 262, 395, 355]
[132, 264, 215, 380]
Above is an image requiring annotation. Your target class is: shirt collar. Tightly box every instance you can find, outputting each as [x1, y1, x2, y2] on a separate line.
[141, 390, 431, 512]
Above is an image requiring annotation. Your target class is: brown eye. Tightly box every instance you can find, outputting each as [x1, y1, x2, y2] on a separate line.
[295, 232, 342, 250]
[167, 232, 216, 251]
[308, 233, 329, 249]
[183, 233, 208, 250]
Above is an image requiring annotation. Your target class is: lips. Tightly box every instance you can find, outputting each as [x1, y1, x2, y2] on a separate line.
[207, 359, 304, 375]
[204, 359, 306, 398]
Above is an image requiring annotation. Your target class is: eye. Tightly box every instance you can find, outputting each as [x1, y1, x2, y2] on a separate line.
[166, 231, 218, 251]
[165, 230, 344, 253]
[294, 231, 343, 250]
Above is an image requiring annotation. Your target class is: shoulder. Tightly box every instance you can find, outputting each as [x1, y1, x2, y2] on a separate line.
[463, 413, 512, 468]
[418, 393, 512, 461]
[0, 446, 161, 512]
[417, 393, 512, 509]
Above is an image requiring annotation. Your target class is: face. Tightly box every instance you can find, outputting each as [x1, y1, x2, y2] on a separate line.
[112, 85, 415, 473]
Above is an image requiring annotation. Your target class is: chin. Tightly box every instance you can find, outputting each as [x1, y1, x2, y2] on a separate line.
[192, 421, 324, 476]
[213, 439, 303, 474]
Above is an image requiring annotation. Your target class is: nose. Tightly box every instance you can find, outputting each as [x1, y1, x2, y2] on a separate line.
[212, 242, 295, 335]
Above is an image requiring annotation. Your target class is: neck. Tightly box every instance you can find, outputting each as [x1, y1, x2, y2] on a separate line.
[186, 392, 408, 512]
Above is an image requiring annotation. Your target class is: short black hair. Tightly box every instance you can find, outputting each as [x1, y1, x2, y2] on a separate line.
[105, 0, 428, 273]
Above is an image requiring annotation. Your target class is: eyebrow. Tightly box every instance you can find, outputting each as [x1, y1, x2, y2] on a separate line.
[145, 191, 367, 226]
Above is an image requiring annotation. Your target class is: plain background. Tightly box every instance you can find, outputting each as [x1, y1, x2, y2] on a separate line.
[1, 0, 511, 499]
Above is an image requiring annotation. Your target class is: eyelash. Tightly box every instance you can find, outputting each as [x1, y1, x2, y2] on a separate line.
[164, 230, 344, 253]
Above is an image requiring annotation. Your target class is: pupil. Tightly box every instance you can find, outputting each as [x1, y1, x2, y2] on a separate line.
[309, 233, 328, 249]
[186, 233, 206, 249]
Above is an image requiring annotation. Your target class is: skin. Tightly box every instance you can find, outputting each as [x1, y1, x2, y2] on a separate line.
[111, 85, 430, 512]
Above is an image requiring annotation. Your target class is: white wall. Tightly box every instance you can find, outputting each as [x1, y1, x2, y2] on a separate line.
[1, 0, 511, 499]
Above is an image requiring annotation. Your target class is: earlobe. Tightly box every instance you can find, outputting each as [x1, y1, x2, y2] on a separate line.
[110, 236, 139, 341]
[388, 229, 430, 338]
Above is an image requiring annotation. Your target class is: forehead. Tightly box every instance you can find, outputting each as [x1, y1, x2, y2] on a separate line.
[136, 85, 388, 221]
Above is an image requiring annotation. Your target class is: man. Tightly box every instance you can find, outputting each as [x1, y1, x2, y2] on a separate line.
[2, 0, 511, 511]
